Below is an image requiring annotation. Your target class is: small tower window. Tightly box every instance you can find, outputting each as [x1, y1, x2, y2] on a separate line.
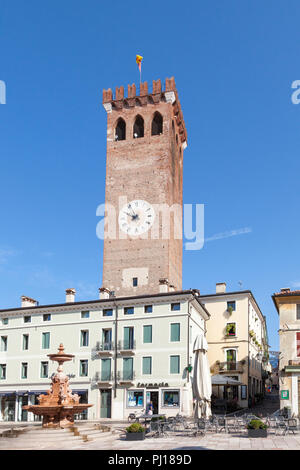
[115, 118, 126, 141]
[151, 112, 163, 135]
[133, 115, 144, 138]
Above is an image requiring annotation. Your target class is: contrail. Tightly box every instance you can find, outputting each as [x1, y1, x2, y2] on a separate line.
[205, 227, 252, 242]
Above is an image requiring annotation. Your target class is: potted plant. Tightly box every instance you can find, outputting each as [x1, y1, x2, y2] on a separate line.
[247, 419, 268, 438]
[227, 305, 233, 316]
[187, 365, 193, 373]
[125, 423, 146, 441]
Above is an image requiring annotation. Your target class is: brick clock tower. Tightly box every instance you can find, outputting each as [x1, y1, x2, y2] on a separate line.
[101, 77, 187, 298]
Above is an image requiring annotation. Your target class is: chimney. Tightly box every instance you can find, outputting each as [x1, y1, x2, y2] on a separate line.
[65, 288, 76, 303]
[216, 282, 226, 294]
[280, 288, 291, 294]
[99, 287, 111, 300]
[159, 278, 169, 293]
[21, 296, 38, 308]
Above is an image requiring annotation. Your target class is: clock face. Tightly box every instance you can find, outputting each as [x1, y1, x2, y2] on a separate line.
[118, 200, 155, 236]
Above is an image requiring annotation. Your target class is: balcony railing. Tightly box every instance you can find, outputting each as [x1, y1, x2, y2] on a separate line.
[117, 371, 136, 382]
[93, 372, 114, 383]
[95, 341, 114, 354]
[218, 361, 245, 372]
[117, 340, 136, 353]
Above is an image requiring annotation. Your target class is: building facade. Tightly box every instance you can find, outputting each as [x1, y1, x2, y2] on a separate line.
[0, 290, 209, 422]
[201, 283, 270, 409]
[272, 288, 300, 416]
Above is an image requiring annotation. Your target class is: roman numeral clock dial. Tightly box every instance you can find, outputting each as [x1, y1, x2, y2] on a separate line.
[118, 200, 155, 236]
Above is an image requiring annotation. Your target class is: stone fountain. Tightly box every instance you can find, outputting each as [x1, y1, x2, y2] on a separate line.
[23, 343, 93, 428]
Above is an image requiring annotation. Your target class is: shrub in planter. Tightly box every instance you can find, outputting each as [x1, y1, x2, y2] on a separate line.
[247, 419, 268, 438]
[125, 423, 146, 441]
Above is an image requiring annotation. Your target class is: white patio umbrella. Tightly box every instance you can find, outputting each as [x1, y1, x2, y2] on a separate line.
[192, 334, 212, 419]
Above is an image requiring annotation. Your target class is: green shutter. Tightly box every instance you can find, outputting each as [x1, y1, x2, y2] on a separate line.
[123, 357, 133, 380]
[171, 323, 180, 342]
[170, 355, 180, 374]
[143, 325, 152, 343]
[142, 357, 152, 375]
[42, 332, 50, 349]
[101, 359, 111, 381]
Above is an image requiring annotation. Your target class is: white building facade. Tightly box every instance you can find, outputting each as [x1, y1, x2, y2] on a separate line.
[0, 290, 209, 422]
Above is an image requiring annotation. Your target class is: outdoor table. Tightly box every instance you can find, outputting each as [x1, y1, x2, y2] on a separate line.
[136, 413, 166, 424]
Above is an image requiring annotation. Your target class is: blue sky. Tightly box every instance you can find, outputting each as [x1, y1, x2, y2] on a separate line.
[1, 0, 300, 351]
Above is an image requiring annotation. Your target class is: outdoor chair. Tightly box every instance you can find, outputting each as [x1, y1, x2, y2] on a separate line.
[215, 416, 227, 433]
[285, 418, 298, 435]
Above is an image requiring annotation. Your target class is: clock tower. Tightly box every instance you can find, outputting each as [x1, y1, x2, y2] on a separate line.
[101, 77, 187, 297]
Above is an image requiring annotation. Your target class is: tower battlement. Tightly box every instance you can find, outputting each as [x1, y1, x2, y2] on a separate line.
[102, 77, 187, 145]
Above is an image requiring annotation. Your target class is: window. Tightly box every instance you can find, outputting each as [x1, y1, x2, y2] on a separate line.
[103, 309, 113, 317]
[144, 305, 153, 313]
[22, 334, 29, 350]
[143, 325, 152, 344]
[132, 277, 138, 287]
[24, 316, 31, 323]
[0, 364, 6, 380]
[123, 327, 134, 350]
[226, 323, 236, 336]
[80, 330, 89, 347]
[101, 358, 111, 381]
[151, 112, 163, 135]
[124, 307, 134, 315]
[170, 355, 180, 374]
[170, 323, 180, 342]
[163, 390, 179, 407]
[297, 305, 300, 320]
[102, 328, 112, 348]
[81, 311, 90, 319]
[226, 349, 237, 370]
[123, 357, 133, 380]
[2, 318, 8, 325]
[0, 336, 7, 352]
[227, 301, 236, 312]
[127, 390, 144, 407]
[171, 303, 180, 311]
[297, 333, 300, 357]
[40, 361, 48, 378]
[80, 360, 88, 377]
[133, 115, 144, 138]
[21, 362, 28, 379]
[42, 332, 50, 349]
[142, 357, 152, 375]
[43, 314, 51, 322]
[115, 118, 126, 141]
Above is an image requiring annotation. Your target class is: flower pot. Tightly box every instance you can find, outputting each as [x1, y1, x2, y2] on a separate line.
[247, 428, 267, 438]
[126, 432, 145, 441]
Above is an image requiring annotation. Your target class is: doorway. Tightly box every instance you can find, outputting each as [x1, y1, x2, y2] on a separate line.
[100, 389, 112, 418]
[150, 391, 159, 414]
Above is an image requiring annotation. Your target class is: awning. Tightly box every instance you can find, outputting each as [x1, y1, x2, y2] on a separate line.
[27, 391, 48, 395]
[0, 392, 16, 396]
[72, 389, 88, 395]
[211, 374, 243, 385]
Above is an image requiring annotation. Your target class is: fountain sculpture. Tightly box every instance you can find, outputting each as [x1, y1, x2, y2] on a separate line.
[23, 343, 93, 428]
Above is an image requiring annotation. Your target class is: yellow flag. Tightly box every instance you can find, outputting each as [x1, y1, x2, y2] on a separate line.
[136, 55, 143, 72]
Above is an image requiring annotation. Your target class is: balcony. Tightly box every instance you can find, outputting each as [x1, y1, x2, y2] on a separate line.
[117, 340, 136, 355]
[117, 371, 136, 386]
[218, 361, 245, 373]
[95, 341, 114, 356]
[93, 372, 114, 387]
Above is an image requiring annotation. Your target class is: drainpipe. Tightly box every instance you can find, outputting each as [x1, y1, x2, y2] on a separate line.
[113, 301, 118, 399]
[248, 299, 250, 407]
[187, 300, 191, 383]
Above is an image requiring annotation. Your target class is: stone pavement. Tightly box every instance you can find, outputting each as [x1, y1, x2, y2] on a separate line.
[0, 422, 300, 450]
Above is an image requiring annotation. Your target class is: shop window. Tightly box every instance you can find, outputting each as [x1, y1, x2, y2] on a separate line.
[162, 390, 179, 407]
[127, 390, 144, 407]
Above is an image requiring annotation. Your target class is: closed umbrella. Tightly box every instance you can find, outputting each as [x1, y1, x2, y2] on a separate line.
[192, 334, 212, 419]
